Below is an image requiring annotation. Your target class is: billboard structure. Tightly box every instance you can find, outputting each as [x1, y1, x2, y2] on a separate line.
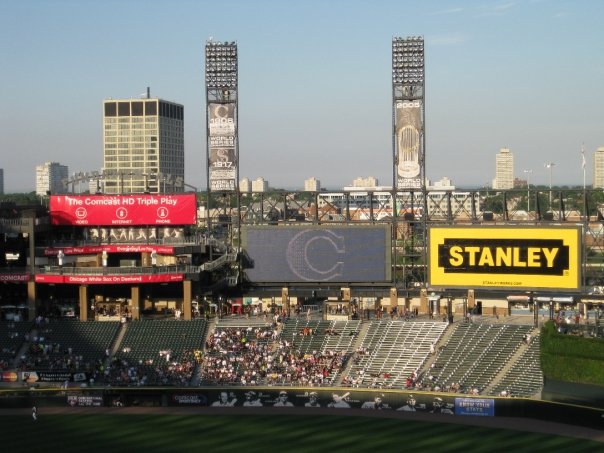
[395, 99, 423, 188]
[208, 102, 237, 191]
[49, 194, 197, 226]
[428, 226, 581, 291]
[205, 40, 238, 193]
[393, 36, 425, 190]
[241, 225, 391, 283]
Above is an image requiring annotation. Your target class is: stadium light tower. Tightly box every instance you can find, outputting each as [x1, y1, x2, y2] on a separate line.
[205, 39, 239, 247]
[392, 36, 425, 290]
[392, 36, 425, 191]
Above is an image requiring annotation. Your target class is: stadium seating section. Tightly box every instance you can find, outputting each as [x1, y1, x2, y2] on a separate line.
[2, 315, 544, 397]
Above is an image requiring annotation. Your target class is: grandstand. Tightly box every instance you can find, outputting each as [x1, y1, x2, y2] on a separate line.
[0, 314, 546, 399]
[426, 323, 534, 394]
[0, 320, 33, 365]
[490, 334, 543, 398]
[20, 319, 120, 373]
[342, 319, 447, 388]
[280, 318, 362, 355]
[109, 319, 207, 386]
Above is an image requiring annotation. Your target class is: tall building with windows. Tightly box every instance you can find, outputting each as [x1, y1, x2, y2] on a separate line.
[492, 147, 514, 189]
[102, 95, 184, 194]
[239, 178, 251, 194]
[251, 177, 268, 193]
[304, 177, 320, 192]
[593, 146, 604, 189]
[35, 162, 68, 196]
[0, 169, 3, 194]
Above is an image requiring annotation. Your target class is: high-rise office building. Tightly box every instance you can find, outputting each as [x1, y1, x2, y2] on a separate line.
[35, 162, 68, 196]
[102, 95, 184, 194]
[492, 147, 514, 189]
[0, 168, 3, 194]
[593, 146, 604, 189]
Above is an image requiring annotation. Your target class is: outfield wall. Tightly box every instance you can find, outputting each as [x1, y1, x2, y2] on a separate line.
[1, 387, 602, 430]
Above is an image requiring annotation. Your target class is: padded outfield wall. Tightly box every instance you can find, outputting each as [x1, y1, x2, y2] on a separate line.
[1, 387, 603, 430]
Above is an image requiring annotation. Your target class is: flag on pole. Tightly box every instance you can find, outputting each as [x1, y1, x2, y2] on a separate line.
[582, 143, 586, 170]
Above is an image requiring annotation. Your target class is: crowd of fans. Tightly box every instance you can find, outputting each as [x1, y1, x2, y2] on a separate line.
[200, 325, 277, 385]
[105, 348, 202, 386]
[199, 324, 349, 387]
[15, 323, 105, 379]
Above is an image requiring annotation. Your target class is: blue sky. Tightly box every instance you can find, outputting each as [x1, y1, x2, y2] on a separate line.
[1, 0, 603, 193]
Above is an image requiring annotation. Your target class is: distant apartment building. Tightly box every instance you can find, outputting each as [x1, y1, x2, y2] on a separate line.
[102, 95, 184, 194]
[593, 146, 604, 189]
[251, 177, 268, 193]
[0, 169, 3, 194]
[492, 147, 514, 189]
[87, 177, 104, 194]
[239, 177, 252, 194]
[304, 177, 321, 192]
[351, 176, 379, 188]
[35, 161, 68, 196]
[430, 176, 455, 190]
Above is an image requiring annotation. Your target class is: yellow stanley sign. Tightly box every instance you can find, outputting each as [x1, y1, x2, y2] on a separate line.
[428, 226, 581, 290]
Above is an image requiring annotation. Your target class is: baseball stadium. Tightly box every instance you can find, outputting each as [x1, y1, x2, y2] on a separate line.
[1, 37, 604, 450]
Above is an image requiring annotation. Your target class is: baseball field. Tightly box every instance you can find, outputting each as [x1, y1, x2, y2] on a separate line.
[2, 407, 603, 452]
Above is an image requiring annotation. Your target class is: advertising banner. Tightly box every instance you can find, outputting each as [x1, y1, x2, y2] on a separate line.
[428, 226, 581, 290]
[455, 398, 495, 416]
[22, 371, 88, 383]
[44, 245, 174, 256]
[169, 389, 455, 413]
[171, 394, 208, 406]
[0, 273, 30, 282]
[395, 100, 423, 189]
[67, 395, 103, 407]
[208, 102, 237, 191]
[35, 273, 184, 285]
[0, 371, 18, 382]
[50, 194, 196, 226]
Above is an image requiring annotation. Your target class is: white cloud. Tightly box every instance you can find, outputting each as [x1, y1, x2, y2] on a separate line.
[430, 7, 464, 15]
[428, 32, 469, 46]
[476, 1, 517, 17]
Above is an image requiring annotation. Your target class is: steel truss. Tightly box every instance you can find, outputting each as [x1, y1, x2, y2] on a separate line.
[206, 188, 604, 291]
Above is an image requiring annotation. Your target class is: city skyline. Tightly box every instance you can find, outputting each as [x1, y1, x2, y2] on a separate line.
[1, 0, 603, 193]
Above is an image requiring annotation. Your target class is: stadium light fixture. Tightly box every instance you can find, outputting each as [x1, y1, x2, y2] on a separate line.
[205, 40, 238, 89]
[392, 36, 424, 85]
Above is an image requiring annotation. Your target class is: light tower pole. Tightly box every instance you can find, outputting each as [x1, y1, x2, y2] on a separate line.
[544, 162, 555, 208]
[523, 169, 532, 213]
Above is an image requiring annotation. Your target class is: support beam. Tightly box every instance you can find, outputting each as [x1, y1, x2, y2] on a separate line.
[79, 285, 88, 321]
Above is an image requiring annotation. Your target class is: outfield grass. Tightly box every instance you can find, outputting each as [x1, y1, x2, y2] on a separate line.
[2, 413, 601, 453]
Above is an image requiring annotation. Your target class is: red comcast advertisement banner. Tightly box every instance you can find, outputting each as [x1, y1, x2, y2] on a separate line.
[44, 245, 175, 256]
[35, 274, 184, 285]
[0, 273, 30, 282]
[50, 194, 197, 226]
